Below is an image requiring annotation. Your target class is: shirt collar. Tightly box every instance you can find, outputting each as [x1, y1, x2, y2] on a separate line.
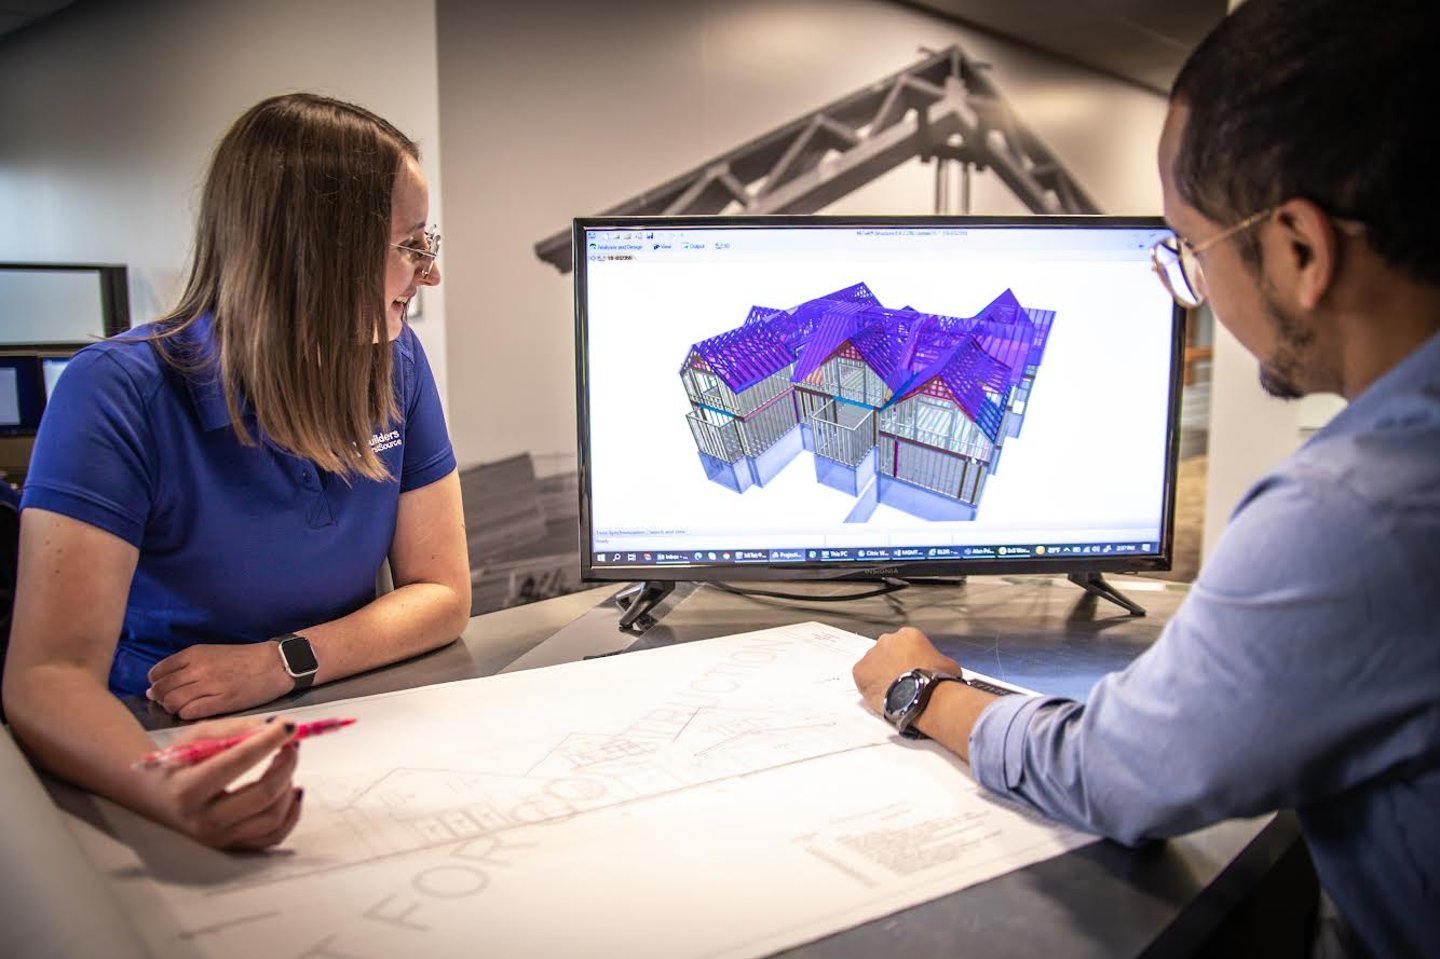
[1314, 327, 1440, 440]
[172, 314, 233, 433]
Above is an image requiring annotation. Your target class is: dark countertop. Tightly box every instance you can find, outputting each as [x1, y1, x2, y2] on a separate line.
[11, 573, 1298, 959]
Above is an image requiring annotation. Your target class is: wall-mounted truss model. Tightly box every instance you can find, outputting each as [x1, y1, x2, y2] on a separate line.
[536, 45, 1101, 273]
[680, 283, 1056, 522]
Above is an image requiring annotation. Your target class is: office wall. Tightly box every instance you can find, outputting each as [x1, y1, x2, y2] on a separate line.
[0, 0, 450, 407]
[1, 0, 1171, 473]
[435, 0, 1170, 471]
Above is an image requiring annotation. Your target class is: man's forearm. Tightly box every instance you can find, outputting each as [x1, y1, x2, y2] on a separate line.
[911, 680, 1001, 764]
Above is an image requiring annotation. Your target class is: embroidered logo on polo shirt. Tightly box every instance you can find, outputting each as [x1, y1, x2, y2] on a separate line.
[369, 429, 402, 454]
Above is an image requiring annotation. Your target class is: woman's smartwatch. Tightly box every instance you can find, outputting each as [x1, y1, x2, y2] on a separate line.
[882, 668, 962, 739]
[275, 633, 319, 691]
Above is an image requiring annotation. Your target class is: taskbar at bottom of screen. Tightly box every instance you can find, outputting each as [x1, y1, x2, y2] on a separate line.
[592, 542, 1158, 566]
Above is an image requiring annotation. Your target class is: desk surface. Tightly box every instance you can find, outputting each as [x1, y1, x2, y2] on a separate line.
[126, 573, 1194, 726]
[5, 574, 1297, 959]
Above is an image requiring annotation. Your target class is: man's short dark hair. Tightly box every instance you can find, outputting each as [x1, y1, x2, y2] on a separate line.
[1172, 0, 1440, 285]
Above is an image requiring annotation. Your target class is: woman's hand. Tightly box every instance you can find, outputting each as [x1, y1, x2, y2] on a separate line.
[140, 716, 304, 850]
[146, 643, 292, 720]
[8, 512, 302, 850]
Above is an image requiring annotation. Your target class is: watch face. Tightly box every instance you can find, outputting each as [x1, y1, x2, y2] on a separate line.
[281, 637, 319, 674]
[884, 674, 921, 714]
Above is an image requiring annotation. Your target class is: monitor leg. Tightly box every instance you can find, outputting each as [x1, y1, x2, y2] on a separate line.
[613, 580, 677, 632]
[1067, 572, 1146, 617]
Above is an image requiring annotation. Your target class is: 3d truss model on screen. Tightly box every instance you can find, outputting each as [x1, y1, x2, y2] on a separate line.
[680, 282, 1056, 522]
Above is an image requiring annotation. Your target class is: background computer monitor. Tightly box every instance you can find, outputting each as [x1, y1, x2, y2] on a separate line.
[1, 264, 127, 479]
[574, 215, 1184, 585]
[0, 352, 79, 439]
[0, 263, 130, 346]
[40, 356, 71, 402]
[0, 355, 46, 438]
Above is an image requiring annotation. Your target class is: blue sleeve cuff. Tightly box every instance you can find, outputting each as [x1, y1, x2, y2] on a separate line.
[20, 483, 146, 547]
[400, 449, 456, 493]
[970, 694, 1063, 794]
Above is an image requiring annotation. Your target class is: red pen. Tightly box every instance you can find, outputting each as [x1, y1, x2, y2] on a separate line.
[134, 718, 357, 769]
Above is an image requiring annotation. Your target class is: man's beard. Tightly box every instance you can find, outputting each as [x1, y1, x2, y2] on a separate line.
[1259, 365, 1303, 400]
[1257, 289, 1312, 400]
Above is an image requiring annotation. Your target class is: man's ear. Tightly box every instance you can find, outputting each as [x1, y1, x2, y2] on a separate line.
[1269, 198, 1339, 310]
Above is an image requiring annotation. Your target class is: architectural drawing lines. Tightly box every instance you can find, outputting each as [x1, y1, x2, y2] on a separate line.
[335, 766, 532, 812]
[669, 703, 706, 742]
[175, 911, 278, 939]
[74, 624, 1097, 959]
[210, 741, 896, 899]
[691, 720, 841, 758]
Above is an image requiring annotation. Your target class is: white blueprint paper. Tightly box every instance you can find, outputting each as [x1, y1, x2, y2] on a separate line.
[71, 622, 1095, 959]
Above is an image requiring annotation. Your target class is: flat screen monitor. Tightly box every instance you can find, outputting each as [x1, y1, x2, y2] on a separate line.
[0, 263, 130, 346]
[573, 215, 1184, 586]
[41, 356, 71, 400]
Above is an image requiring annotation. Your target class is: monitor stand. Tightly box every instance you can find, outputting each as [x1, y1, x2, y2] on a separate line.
[1068, 572, 1146, 617]
[615, 575, 1145, 627]
[614, 580, 678, 633]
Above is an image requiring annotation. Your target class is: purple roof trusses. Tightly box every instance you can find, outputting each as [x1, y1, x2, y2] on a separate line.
[791, 303, 872, 384]
[900, 337, 1012, 441]
[684, 282, 1052, 432]
[683, 282, 881, 392]
[684, 319, 796, 394]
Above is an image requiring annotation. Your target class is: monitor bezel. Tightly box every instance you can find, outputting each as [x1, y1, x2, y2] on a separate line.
[0, 262, 131, 348]
[573, 213, 1185, 583]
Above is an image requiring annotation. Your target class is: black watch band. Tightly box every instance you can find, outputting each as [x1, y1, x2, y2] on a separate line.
[275, 633, 318, 691]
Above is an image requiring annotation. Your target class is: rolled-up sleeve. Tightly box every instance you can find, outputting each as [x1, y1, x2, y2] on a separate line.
[971, 693, 1060, 793]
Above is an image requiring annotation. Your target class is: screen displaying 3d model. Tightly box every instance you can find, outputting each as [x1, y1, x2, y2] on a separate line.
[680, 282, 1053, 523]
[575, 217, 1183, 582]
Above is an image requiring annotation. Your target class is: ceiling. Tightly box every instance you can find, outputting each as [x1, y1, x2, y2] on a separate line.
[0, 0, 74, 39]
[901, 0, 1227, 94]
[2, 0, 1226, 95]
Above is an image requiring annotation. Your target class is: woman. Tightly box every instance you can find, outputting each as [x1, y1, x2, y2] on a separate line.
[2, 93, 470, 850]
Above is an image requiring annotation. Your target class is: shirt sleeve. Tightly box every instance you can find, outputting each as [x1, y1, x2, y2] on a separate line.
[397, 329, 456, 493]
[19, 347, 157, 547]
[968, 469, 1437, 845]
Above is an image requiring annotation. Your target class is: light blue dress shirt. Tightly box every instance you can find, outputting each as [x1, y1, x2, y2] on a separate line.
[971, 331, 1440, 959]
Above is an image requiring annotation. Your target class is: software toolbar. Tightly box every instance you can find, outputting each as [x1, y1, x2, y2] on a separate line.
[592, 541, 1157, 567]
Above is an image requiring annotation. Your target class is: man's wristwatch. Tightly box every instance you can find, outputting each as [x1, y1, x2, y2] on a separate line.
[882, 668, 963, 739]
[275, 633, 319, 691]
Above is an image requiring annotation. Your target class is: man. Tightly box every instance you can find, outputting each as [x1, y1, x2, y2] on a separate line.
[852, 1, 1440, 956]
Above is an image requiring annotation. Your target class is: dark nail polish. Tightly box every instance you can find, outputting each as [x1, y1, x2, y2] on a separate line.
[283, 722, 296, 735]
[295, 787, 305, 803]
[265, 715, 278, 724]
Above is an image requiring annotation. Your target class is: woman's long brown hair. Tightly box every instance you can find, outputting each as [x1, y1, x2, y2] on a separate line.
[156, 93, 418, 482]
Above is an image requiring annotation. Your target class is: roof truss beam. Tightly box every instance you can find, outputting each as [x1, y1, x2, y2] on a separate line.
[537, 45, 1101, 273]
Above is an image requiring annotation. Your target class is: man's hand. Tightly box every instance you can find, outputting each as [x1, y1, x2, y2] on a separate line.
[853, 626, 963, 713]
[140, 716, 304, 850]
[146, 642, 292, 720]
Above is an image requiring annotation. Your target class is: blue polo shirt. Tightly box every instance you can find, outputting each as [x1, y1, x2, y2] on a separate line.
[20, 316, 456, 697]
